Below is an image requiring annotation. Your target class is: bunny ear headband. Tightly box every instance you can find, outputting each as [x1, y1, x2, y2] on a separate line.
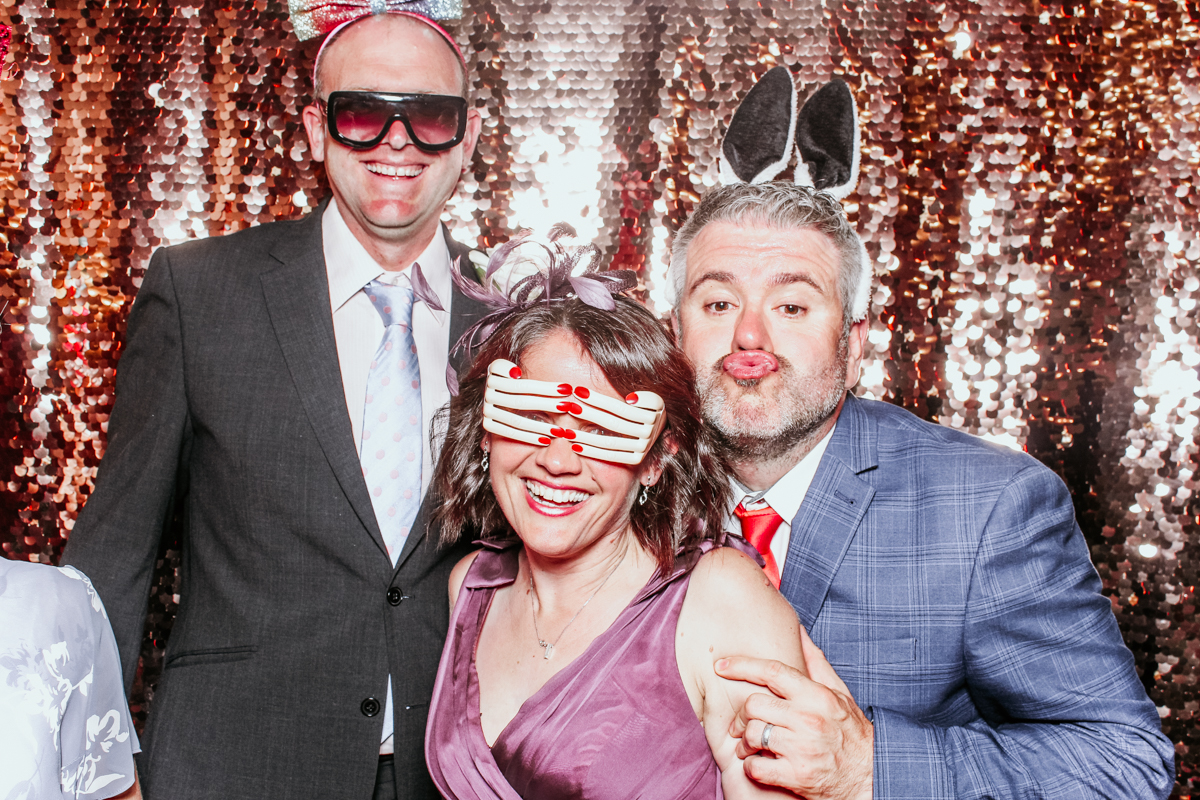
[718, 66, 860, 198]
[716, 68, 870, 322]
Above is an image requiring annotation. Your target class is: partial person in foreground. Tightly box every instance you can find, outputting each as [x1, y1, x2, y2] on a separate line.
[672, 180, 1175, 799]
[424, 234, 807, 798]
[0, 558, 141, 800]
[61, 5, 485, 798]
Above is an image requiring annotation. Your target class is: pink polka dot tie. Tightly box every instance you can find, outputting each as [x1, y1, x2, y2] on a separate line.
[362, 279, 422, 565]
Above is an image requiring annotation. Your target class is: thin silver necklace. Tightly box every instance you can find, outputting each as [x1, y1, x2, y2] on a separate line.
[529, 547, 628, 660]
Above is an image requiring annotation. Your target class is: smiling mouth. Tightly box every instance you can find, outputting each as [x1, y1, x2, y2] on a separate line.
[365, 163, 425, 178]
[523, 479, 590, 510]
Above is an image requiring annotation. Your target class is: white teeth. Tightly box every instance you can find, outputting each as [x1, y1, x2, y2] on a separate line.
[366, 163, 423, 177]
[524, 480, 588, 505]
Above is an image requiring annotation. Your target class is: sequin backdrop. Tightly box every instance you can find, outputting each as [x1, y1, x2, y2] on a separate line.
[1, 0, 1197, 791]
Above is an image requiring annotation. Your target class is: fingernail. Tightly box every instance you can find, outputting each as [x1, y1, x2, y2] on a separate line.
[715, 658, 728, 671]
[556, 383, 572, 395]
[625, 392, 638, 404]
[574, 386, 590, 399]
[561, 429, 576, 440]
[537, 436, 551, 445]
[550, 427, 565, 438]
[509, 366, 522, 378]
[564, 402, 583, 415]
[571, 444, 583, 453]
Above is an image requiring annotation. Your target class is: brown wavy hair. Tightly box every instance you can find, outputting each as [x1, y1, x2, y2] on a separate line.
[431, 296, 732, 571]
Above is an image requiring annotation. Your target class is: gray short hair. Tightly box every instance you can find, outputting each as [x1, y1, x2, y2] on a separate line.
[668, 182, 871, 324]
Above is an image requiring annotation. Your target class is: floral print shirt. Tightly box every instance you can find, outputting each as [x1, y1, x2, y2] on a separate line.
[0, 559, 140, 799]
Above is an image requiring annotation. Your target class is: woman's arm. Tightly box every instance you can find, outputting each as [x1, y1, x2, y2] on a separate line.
[676, 547, 807, 799]
[448, 550, 482, 611]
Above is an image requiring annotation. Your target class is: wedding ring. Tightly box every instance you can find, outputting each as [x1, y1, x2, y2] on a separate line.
[760, 722, 775, 752]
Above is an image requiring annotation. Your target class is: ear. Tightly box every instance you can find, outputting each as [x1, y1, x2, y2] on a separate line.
[640, 430, 678, 488]
[460, 107, 483, 175]
[670, 309, 682, 344]
[794, 79, 860, 200]
[302, 103, 326, 164]
[719, 65, 797, 185]
[844, 318, 869, 390]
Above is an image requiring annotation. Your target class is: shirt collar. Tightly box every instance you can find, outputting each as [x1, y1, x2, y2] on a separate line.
[323, 198, 452, 322]
[728, 422, 837, 525]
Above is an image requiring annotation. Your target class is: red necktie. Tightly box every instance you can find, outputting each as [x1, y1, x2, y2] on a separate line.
[734, 502, 783, 588]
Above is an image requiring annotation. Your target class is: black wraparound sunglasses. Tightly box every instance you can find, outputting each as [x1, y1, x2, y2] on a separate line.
[320, 91, 468, 152]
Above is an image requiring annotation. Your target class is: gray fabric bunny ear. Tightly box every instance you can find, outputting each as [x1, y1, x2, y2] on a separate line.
[794, 79, 860, 200]
[719, 66, 797, 185]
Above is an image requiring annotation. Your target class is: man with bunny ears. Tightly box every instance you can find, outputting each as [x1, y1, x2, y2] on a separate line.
[672, 69, 1174, 799]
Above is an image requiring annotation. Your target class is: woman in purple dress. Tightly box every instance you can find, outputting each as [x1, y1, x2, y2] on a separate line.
[425, 241, 807, 799]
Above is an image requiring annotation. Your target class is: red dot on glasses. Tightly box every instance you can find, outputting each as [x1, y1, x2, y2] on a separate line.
[557, 383, 572, 395]
[574, 386, 590, 399]
[538, 436, 551, 445]
[625, 392, 638, 404]
[571, 444, 583, 453]
[509, 366, 522, 379]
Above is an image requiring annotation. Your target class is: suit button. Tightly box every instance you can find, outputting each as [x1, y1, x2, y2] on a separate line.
[387, 587, 403, 606]
[361, 697, 380, 717]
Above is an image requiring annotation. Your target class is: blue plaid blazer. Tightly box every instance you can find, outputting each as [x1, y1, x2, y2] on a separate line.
[779, 394, 1174, 799]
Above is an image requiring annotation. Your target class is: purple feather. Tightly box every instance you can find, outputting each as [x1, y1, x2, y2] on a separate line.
[450, 258, 511, 308]
[568, 275, 617, 310]
[484, 234, 530, 284]
[445, 362, 460, 396]
[410, 262, 445, 312]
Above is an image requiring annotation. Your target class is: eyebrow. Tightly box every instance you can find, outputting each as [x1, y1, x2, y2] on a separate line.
[770, 272, 825, 295]
[686, 270, 737, 296]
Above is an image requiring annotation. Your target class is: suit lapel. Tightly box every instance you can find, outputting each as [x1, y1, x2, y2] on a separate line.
[260, 210, 389, 559]
[778, 395, 878, 630]
[393, 228, 489, 572]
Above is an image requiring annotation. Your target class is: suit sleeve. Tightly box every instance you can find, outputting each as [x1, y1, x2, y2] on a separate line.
[868, 464, 1176, 799]
[61, 247, 192, 692]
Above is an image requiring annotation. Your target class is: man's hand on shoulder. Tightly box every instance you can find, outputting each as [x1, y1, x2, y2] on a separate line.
[719, 628, 873, 800]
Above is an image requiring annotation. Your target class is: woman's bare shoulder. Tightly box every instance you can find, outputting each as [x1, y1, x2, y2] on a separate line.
[448, 549, 483, 609]
[681, 546, 803, 663]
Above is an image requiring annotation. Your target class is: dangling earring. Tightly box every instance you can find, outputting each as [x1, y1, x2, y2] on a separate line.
[481, 450, 490, 471]
[638, 484, 649, 506]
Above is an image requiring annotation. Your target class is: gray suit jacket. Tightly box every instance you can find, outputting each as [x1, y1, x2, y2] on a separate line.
[63, 207, 486, 799]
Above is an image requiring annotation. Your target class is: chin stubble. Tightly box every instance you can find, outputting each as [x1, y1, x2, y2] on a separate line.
[697, 338, 849, 463]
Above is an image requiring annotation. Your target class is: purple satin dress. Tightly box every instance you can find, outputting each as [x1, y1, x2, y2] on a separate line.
[425, 541, 724, 800]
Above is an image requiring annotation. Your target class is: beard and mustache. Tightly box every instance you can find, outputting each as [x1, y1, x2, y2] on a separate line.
[696, 332, 850, 464]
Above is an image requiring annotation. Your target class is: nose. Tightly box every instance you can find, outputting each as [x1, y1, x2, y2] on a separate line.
[731, 303, 772, 353]
[534, 433, 584, 476]
[381, 116, 414, 150]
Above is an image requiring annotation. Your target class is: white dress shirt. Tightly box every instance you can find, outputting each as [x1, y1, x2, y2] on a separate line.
[324, 199, 453, 498]
[322, 199, 455, 754]
[725, 424, 837, 575]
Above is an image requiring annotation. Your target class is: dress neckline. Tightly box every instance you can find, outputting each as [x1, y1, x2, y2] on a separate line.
[469, 545, 674, 751]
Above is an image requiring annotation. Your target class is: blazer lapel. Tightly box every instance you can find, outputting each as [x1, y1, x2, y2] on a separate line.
[393, 229, 489, 572]
[260, 209, 389, 559]
[778, 395, 878, 630]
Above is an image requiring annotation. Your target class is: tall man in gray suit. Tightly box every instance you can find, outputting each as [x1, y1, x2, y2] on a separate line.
[63, 12, 483, 799]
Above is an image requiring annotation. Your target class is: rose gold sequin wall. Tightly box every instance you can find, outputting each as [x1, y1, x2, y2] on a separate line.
[1, 0, 1198, 790]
